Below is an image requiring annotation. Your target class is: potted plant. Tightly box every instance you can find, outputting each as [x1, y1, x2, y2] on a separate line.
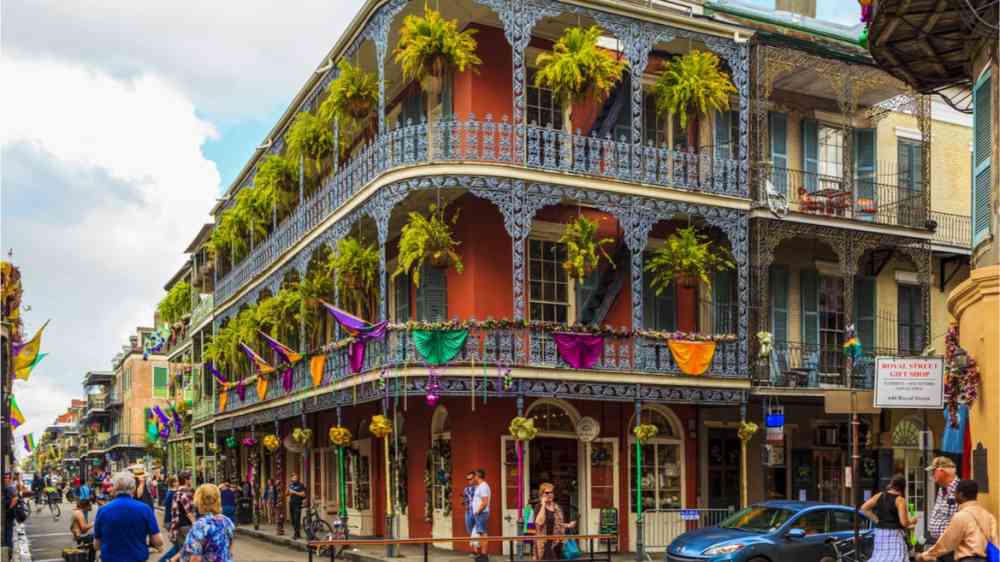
[254, 155, 298, 218]
[286, 111, 334, 176]
[394, 203, 463, 286]
[533, 26, 626, 135]
[559, 216, 615, 282]
[157, 281, 193, 325]
[652, 50, 736, 150]
[330, 237, 380, 317]
[322, 60, 379, 121]
[394, 6, 481, 113]
[644, 226, 734, 291]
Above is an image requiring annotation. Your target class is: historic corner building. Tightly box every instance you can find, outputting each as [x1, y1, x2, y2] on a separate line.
[165, 0, 977, 553]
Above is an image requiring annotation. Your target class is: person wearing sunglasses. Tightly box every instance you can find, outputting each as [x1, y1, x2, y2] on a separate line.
[533, 483, 576, 560]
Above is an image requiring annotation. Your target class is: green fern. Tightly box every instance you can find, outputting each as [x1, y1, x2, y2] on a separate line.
[394, 203, 463, 287]
[533, 26, 626, 104]
[394, 6, 482, 83]
[320, 60, 379, 122]
[559, 216, 614, 282]
[653, 50, 736, 129]
[330, 237, 380, 317]
[157, 281, 192, 325]
[644, 226, 735, 294]
[286, 112, 334, 176]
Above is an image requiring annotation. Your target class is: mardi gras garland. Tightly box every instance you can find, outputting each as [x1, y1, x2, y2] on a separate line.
[944, 324, 982, 427]
[633, 423, 659, 443]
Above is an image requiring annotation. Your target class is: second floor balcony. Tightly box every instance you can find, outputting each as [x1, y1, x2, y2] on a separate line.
[107, 433, 147, 449]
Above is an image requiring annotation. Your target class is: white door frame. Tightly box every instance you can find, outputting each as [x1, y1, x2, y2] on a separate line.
[500, 435, 530, 555]
[431, 432, 453, 548]
[347, 438, 374, 536]
[584, 437, 619, 551]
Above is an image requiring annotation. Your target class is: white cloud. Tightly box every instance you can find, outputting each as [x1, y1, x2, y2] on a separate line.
[2, 56, 220, 452]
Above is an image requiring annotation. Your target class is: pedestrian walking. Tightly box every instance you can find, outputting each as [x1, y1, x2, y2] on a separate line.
[78, 478, 92, 503]
[169, 472, 196, 560]
[132, 465, 155, 509]
[462, 472, 477, 536]
[93, 471, 164, 562]
[261, 478, 273, 524]
[927, 457, 961, 561]
[158, 476, 180, 562]
[860, 474, 918, 562]
[470, 468, 491, 556]
[287, 473, 307, 540]
[177, 484, 236, 562]
[917, 480, 998, 562]
[220, 482, 237, 523]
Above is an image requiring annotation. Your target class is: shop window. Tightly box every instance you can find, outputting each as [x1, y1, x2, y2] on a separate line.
[529, 239, 571, 323]
[631, 442, 682, 512]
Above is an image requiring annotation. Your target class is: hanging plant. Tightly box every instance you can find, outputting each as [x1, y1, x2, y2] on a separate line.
[225, 435, 238, 449]
[644, 226, 734, 291]
[395, 203, 463, 287]
[370, 415, 393, 439]
[157, 281, 193, 325]
[321, 60, 379, 121]
[534, 26, 626, 133]
[756, 331, 774, 359]
[394, 6, 482, 95]
[559, 216, 615, 281]
[633, 423, 659, 443]
[255, 288, 303, 345]
[254, 155, 299, 217]
[286, 112, 334, 176]
[263, 434, 280, 452]
[328, 426, 353, 447]
[208, 442, 218, 453]
[330, 237, 379, 317]
[508, 416, 538, 442]
[292, 427, 313, 445]
[653, 50, 736, 148]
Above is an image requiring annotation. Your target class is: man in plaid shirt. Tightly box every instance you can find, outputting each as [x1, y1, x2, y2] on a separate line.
[170, 472, 195, 547]
[926, 457, 959, 562]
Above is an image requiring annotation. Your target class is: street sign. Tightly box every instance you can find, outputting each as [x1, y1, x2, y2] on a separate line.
[873, 356, 945, 409]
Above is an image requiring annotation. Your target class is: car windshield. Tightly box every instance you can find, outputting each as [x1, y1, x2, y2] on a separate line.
[718, 506, 796, 533]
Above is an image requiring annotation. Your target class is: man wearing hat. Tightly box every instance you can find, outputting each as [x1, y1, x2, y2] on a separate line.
[926, 456, 960, 562]
[131, 465, 154, 509]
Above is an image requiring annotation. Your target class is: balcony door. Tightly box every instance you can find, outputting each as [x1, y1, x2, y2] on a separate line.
[801, 270, 845, 376]
[897, 139, 925, 226]
[897, 284, 925, 355]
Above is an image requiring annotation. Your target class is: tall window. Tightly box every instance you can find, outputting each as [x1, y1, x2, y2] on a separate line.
[897, 139, 923, 191]
[643, 254, 676, 331]
[529, 239, 570, 323]
[818, 276, 845, 373]
[818, 125, 845, 178]
[643, 93, 666, 147]
[629, 407, 682, 512]
[897, 284, 924, 354]
[526, 69, 560, 129]
[153, 366, 169, 399]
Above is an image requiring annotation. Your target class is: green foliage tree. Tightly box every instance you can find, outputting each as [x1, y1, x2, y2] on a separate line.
[533, 26, 626, 132]
[394, 203, 463, 287]
[559, 216, 614, 282]
[644, 226, 734, 293]
[157, 281, 192, 325]
[652, 50, 736, 148]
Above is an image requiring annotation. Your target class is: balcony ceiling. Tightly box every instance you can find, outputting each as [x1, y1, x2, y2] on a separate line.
[774, 68, 907, 110]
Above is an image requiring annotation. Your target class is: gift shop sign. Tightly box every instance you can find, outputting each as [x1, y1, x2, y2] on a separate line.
[873, 357, 944, 409]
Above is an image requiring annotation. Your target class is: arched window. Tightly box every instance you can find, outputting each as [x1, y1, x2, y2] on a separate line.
[892, 419, 920, 448]
[525, 400, 577, 434]
[629, 405, 684, 512]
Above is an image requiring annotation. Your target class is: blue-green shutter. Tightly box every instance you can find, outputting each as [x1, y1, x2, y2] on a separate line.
[897, 285, 924, 354]
[769, 112, 788, 195]
[715, 110, 732, 159]
[800, 269, 819, 348]
[853, 277, 876, 353]
[855, 128, 877, 203]
[643, 257, 676, 330]
[394, 273, 411, 322]
[973, 71, 993, 245]
[401, 88, 426, 126]
[713, 269, 734, 334]
[896, 139, 921, 191]
[802, 118, 819, 192]
[769, 265, 789, 344]
[416, 265, 447, 322]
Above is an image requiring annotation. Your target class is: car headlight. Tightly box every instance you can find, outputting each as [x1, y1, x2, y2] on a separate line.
[702, 543, 746, 556]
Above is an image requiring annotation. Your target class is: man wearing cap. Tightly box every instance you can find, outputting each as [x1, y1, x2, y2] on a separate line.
[927, 457, 960, 562]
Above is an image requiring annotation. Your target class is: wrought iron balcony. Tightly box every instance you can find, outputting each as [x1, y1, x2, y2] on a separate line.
[190, 293, 214, 328]
[929, 211, 972, 249]
[219, 320, 742, 415]
[214, 115, 742, 305]
[752, 340, 929, 391]
[762, 166, 931, 229]
[107, 433, 147, 448]
[84, 395, 108, 416]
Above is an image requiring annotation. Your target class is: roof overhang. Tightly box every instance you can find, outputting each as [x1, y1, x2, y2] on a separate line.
[184, 223, 215, 254]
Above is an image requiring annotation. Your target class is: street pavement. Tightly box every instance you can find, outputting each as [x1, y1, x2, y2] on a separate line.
[22, 500, 303, 562]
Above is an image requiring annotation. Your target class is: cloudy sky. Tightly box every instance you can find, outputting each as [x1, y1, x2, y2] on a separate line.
[2, 0, 857, 459]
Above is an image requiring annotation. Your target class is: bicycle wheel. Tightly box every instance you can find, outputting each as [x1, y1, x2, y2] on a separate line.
[310, 519, 335, 557]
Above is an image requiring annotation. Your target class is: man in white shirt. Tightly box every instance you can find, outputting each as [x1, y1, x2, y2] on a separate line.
[470, 468, 491, 556]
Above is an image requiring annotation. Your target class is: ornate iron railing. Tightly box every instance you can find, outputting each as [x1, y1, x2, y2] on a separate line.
[764, 166, 930, 229]
[930, 210, 972, 248]
[218, 323, 741, 414]
[214, 115, 741, 304]
[752, 340, 927, 390]
[190, 293, 214, 328]
[107, 433, 147, 448]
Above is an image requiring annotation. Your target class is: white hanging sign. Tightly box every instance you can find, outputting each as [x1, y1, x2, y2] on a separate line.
[873, 357, 945, 409]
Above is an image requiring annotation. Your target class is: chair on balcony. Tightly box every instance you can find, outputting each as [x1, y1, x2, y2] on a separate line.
[856, 197, 877, 215]
[798, 188, 824, 213]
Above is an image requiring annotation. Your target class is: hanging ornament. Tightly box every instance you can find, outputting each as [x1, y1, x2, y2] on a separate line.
[225, 435, 238, 449]
[508, 416, 538, 441]
[499, 363, 513, 391]
[738, 421, 759, 442]
[262, 434, 280, 453]
[756, 331, 774, 359]
[242, 436, 258, 447]
[425, 366, 442, 407]
[370, 415, 393, 439]
[292, 427, 313, 445]
[633, 423, 659, 443]
[328, 426, 353, 447]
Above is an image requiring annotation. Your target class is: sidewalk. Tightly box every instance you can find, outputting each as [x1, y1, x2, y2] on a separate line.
[12, 523, 31, 562]
[233, 522, 634, 562]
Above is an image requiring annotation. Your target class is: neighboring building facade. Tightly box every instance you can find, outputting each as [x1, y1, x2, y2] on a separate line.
[868, 0, 999, 516]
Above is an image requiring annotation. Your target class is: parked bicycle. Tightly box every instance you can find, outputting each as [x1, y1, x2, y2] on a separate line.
[303, 505, 352, 558]
[821, 535, 874, 562]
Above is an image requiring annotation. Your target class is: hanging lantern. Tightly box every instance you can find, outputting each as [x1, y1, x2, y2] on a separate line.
[328, 426, 353, 447]
[370, 415, 393, 439]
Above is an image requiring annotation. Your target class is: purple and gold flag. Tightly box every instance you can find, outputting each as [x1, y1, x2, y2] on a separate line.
[235, 379, 246, 401]
[239, 342, 275, 375]
[205, 363, 227, 385]
[320, 301, 387, 374]
[258, 332, 302, 364]
[171, 408, 183, 433]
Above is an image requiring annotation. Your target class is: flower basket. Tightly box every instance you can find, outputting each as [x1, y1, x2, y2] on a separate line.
[559, 216, 614, 282]
[292, 428, 313, 446]
[644, 226, 735, 294]
[394, 204, 463, 286]
[225, 436, 238, 449]
[242, 437, 258, 447]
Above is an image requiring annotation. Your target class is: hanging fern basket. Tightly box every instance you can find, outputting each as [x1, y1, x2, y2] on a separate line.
[676, 273, 700, 289]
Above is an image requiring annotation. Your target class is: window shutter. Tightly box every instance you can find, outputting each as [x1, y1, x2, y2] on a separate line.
[802, 118, 819, 192]
[642, 257, 676, 331]
[416, 265, 447, 322]
[713, 269, 734, 334]
[855, 129, 877, 201]
[973, 72, 993, 245]
[769, 112, 788, 195]
[769, 265, 789, 344]
[853, 277, 876, 353]
[715, 110, 731, 159]
[800, 269, 819, 348]
[393, 273, 411, 323]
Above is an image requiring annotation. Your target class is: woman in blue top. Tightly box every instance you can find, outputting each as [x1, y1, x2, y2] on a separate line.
[174, 484, 235, 562]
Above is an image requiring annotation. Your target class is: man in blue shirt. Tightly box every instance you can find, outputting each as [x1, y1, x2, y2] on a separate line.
[94, 472, 163, 562]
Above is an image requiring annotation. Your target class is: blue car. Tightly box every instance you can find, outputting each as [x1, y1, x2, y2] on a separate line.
[665, 501, 874, 562]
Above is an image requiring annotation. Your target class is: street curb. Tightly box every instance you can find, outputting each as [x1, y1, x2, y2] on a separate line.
[233, 527, 387, 562]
